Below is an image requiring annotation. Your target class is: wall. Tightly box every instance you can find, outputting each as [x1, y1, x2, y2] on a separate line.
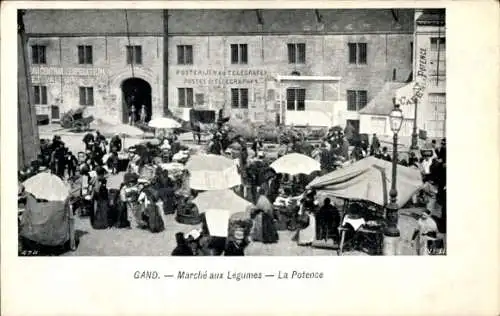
[28, 36, 164, 124]
[168, 33, 413, 125]
[414, 26, 446, 138]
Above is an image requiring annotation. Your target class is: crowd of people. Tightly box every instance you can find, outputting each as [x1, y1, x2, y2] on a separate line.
[18, 116, 447, 255]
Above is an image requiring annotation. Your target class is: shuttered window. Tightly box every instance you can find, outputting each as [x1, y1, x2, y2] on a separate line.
[31, 45, 46, 64]
[286, 88, 306, 111]
[347, 90, 368, 111]
[79, 87, 94, 106]
[33, 86, 48, 105]
[230, 44, 248, 64]
[287, 43, 306, 64]
[126, 45, 142, 64]
[231, 88, 249, 109]
[177, 45, 193, 65]
[178, 88, 194, 108]
[348, 42, 368, 64]
[78, 45, 93, 64]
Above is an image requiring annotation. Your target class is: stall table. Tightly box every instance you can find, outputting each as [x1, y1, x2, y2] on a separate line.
[338, 225, 383, 255]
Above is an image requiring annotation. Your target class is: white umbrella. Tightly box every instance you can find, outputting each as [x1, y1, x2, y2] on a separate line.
[193, 189, 253, 215]
[270, 153, 321, 175]
[185, 154, 241, 190]
[204, 209, 230, 237]
[148, 117, 182, 129]
[23, 172, 70, 201]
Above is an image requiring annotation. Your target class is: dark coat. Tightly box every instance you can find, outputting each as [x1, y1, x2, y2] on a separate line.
[171, 245, 193, 256]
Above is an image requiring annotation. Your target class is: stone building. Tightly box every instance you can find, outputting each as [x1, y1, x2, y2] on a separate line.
[413, 9, 446, 138]
[24, 9, 414, 131]
[359, 9, 445, 139]
[24, 10, 165, 125]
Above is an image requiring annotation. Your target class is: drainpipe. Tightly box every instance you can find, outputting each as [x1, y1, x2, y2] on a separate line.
[163, 9, 169, 116]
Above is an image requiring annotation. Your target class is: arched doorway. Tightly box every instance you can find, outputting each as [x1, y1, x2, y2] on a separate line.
[121, 78, 152, 124]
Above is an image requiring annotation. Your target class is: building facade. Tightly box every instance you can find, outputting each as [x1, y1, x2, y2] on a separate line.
[25, 10, 165, 125]
[414, 9, 446, 138]
[24, 9, 414, 130]
[357, 9, 445, 139]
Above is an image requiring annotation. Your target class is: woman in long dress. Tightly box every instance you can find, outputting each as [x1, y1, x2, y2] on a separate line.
[138, 184, 165, 233]
[256, 190, 278, 244]
[297, 207, 316, 246]
[91, 167, 109, 229]
[119, 173, 144, 228]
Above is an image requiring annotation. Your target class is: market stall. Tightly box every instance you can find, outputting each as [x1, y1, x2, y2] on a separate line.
[307, 156, 423, 255]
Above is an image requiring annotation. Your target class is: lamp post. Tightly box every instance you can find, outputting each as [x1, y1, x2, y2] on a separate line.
[410, 85, 419, 150]
[383, 100, 404, 256]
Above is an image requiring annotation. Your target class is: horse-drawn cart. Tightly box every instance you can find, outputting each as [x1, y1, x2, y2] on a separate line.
[60, 107, 94, 132]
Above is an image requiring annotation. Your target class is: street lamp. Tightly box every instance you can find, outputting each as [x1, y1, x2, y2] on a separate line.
[383, 100, 404, 256]
[410, 84, 419, 150]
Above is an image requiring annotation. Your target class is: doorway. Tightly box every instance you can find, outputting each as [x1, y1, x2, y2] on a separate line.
[121, 78, 152, 124]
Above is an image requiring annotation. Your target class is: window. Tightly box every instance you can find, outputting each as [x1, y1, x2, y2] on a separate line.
[195, 93, 204, 105]
[33, 86, 48, 105]
[348, 43, 367, 64]
[78, 45, 93, 64]
[286, 88, 306, 111]
[177, 45, 193, 65]
[410, 42, 414, 64]
[178, 88, 194, 108]
[287, 43, 306, 64]
[79, 87, 94, 106]
[126, 45, 142, 64]
[231, 88, 249, 109]
[230, 44, 248, 64]
[430, 37, 446, 51]
[346, 90, 368, 111]
[31, 45, 46, 64]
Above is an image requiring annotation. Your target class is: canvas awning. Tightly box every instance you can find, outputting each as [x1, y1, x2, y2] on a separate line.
[306, 156, 423, 207]
[359, 82, 407, 116]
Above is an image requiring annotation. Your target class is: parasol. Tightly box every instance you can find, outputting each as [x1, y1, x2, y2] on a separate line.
[148, 117, 182, 129]
[185, 154, 241, 190]
[270, 153, 321, 175]
[204, 209, 230, 237]
[23, 172, 70, 201]
[193, 189, 253, 215]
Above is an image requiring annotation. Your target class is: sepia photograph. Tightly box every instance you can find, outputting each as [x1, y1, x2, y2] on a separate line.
[17, 8, 447, 257]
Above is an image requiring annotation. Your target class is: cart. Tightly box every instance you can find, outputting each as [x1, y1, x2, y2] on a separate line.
[60, 107, 94, 132]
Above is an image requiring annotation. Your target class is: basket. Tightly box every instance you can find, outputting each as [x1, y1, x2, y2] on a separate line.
[139, 165, 155, 181]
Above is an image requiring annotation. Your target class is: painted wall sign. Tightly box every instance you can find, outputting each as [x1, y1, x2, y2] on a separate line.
[176, 68, 268, 85]
[31, 66, 108, 77]
[31, 66, 109, 84]
[413, 48, 428, 100]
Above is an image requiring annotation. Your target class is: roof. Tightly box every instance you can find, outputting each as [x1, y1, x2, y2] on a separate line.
[24, 9, 164, 34]
[24, 9, 414, 35]
[358, 82, 407, 116]
[416, 9, 445, 26]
